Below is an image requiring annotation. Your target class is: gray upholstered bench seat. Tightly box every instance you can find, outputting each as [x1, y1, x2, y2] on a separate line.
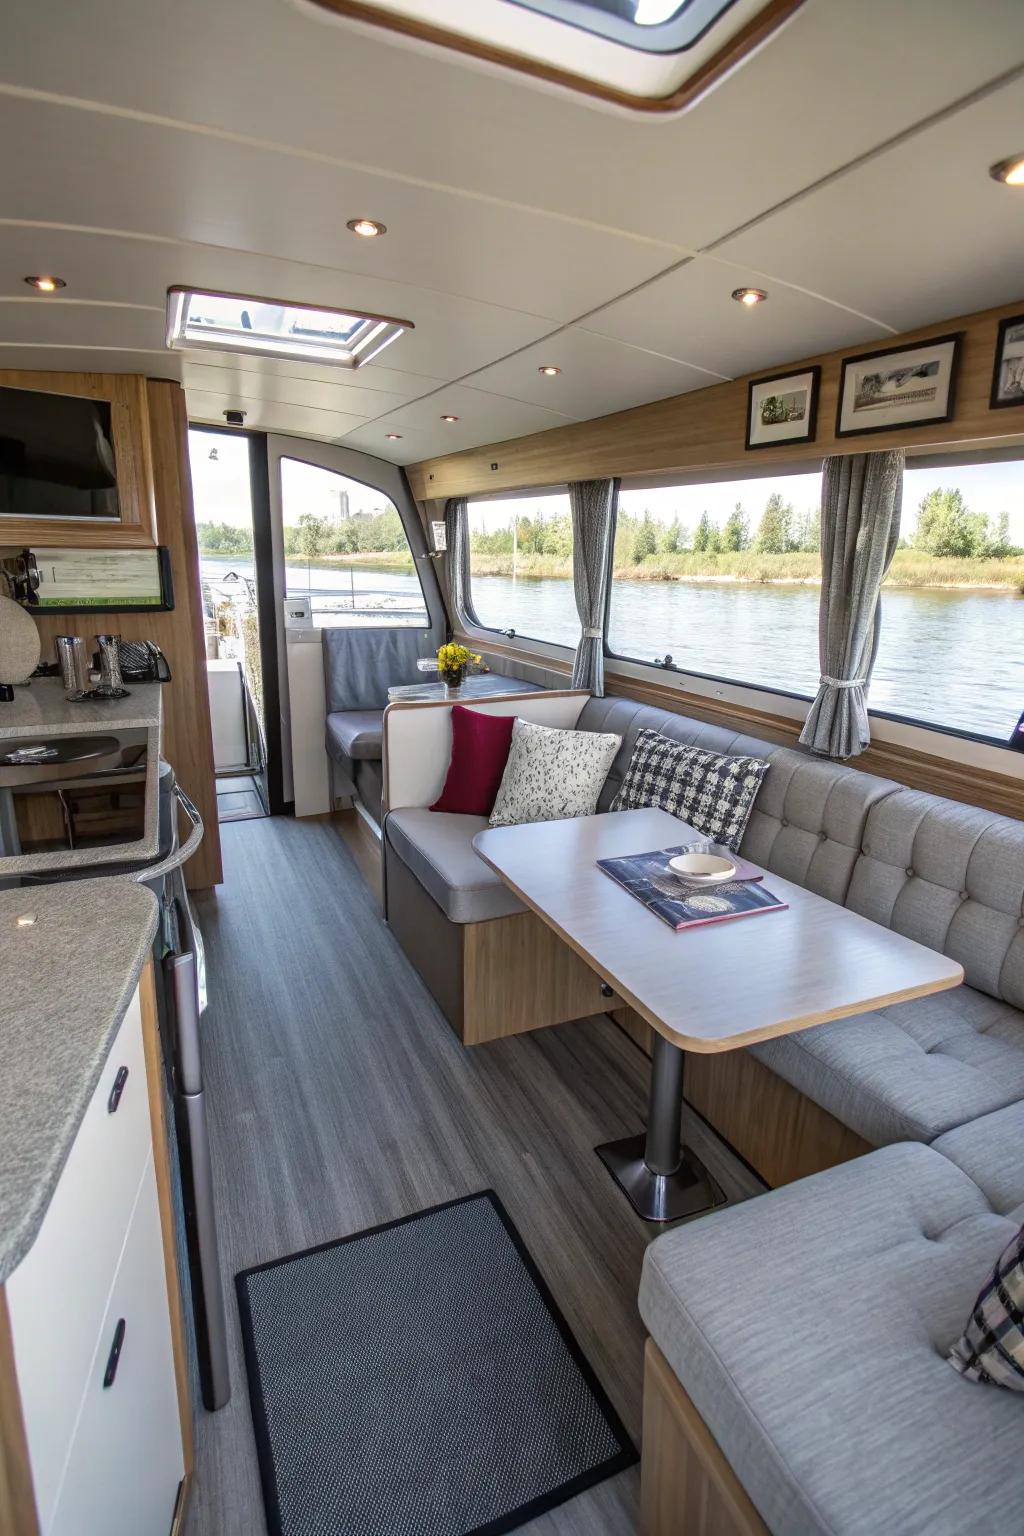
[751, 985, 1024, 1144]
[932, 1098, 1024, 1216]
[385, 808, 526, 923]
[639, 1142, 1024, 1536]
[326, 709, 384, 762]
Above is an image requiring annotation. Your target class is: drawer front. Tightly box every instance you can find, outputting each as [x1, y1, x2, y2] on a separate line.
[7, 986, 153, 1531]
[49, 1153, 184, 1536]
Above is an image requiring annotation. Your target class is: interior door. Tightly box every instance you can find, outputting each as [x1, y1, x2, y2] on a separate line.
[267, 437, 446, 807]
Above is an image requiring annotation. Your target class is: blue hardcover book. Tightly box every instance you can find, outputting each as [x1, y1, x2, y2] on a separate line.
[597, 846, 788, 931]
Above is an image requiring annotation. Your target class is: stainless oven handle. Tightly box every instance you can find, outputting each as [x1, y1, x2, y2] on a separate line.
[131, 784, 204, 883]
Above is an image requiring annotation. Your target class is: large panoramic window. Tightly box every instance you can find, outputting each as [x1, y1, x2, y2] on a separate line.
[279, 458, 428, 628]
[608, 457, 1024, 744]
[467, 490, 578, 647]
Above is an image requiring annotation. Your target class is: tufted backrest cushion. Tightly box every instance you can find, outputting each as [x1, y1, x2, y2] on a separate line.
[741, 750, 901, 905]
[847, 791, 1024, 1007]
[577, 696, 901, 904]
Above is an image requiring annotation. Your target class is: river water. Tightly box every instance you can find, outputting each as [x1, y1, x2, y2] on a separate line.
[201, 555, 1023, 743]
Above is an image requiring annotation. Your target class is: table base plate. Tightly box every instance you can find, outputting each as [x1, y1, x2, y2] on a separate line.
[595, 1134, 727, 1224]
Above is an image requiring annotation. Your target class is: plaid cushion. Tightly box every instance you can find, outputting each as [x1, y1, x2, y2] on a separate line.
[610, 728, 769, 853]
[949, 1225, 1024, 1391]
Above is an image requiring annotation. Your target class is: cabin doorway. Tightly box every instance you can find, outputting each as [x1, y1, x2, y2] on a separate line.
[189, 426, 286, 822]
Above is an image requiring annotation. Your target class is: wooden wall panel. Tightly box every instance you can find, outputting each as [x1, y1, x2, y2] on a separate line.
[408, 297, 1024, 499]
[27, 380, 222, 888]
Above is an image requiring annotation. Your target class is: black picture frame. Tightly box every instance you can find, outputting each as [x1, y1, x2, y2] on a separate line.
[989, 312, 1024, 410]
[834, 332, 962, 439]
[744, 365, 821, 451]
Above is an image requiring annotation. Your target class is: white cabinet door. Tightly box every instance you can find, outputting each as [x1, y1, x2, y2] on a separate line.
[7, 990, 152, 1530]
[49, 1154, 184, 1536]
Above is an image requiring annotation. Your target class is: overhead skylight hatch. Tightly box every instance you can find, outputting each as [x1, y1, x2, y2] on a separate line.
[165, 289, 412, 369]
[303, 0, 803, 112]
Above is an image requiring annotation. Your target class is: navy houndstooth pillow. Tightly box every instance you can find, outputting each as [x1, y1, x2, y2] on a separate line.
[949, 1224, 1024, 1391]
[610, 728, 769, 852]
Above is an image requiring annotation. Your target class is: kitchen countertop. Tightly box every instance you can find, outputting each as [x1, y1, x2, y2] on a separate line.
[0, 678, 163, 738]
[0, 878, 159, 1284]
[0, 679, 163, 876]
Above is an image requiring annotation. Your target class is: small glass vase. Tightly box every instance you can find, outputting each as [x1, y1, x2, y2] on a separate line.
[440, 666, 465, 697]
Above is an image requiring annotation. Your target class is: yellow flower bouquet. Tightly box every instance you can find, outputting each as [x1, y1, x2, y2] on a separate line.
[436, 641, 481, 691]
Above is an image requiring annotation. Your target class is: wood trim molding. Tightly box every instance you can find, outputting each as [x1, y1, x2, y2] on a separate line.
[641, 1337, 769, 1536]
[462, 638, 1024, 821]
[0, 1289, 38, 1536]
[304, 0, 804, 116]
[408, 297, 1024, 499]
[0, 370, 156, 547]
[140, 961, 194, 1495]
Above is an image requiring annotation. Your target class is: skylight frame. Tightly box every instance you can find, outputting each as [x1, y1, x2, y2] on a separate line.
[165, 288, 414, 370]
[505, 0, 741, 57]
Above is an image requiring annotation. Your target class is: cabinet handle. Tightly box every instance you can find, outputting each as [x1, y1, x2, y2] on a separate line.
[107, 1066, 129, 1114]
[103, 1319, 126, 1388]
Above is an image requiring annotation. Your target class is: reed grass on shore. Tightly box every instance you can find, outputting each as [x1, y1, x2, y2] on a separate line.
[286, 548, 1024, 591]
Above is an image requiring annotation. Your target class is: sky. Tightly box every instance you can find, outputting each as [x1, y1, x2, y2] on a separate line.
[187, 426, 1024, 544]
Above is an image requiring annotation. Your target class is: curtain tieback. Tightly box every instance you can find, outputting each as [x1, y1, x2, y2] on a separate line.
[583, 627, 603, 639]
[819, 674, 867, 689]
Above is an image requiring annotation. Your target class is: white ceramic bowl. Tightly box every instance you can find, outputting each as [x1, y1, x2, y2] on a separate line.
[668, 851, 737, 885]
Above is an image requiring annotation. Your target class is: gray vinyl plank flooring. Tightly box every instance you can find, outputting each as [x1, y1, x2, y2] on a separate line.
[185, 814, 764, 1536]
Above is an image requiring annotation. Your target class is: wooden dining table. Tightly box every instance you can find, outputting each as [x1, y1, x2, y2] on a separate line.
[473, 807, 964, 1223]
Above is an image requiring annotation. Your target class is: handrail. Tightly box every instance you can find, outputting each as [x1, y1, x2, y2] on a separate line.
[131, 783, 204, 883]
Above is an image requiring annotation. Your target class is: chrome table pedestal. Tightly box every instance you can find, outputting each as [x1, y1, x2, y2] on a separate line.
[596, 1033, 726, 1223]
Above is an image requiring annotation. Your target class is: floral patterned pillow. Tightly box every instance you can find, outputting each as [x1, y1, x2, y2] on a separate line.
[489, 719, 622, 828]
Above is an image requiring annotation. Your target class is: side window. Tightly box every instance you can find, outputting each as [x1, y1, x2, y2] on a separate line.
[467, 490, 578, 647]
[279, 458, 428, 628]
[608, 473, 824, 699]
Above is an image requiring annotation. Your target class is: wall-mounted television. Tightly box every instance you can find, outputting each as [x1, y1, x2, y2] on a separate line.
[0, 385, 120, 521]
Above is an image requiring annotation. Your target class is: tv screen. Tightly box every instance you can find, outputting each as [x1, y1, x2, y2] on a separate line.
[0, 386, 120, 520]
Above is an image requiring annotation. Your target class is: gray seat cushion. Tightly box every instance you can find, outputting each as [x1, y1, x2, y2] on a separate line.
[751, 984, 1024, 1144]
[933, 1101, 1024, 1223]
[384, 808, 525, 924]
[326, 710, 384, 762]
[322, 627, 433, 712]
[639, 1143, 1024, 1536]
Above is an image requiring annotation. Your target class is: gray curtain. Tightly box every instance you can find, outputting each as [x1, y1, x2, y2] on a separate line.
[569, 478, 617, 696]
[444, 496, 469, 623]
[799, 449, 904, 759]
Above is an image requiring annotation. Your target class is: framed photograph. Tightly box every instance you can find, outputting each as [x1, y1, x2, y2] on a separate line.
[835, 333, 961, 437]
[990, 313, 1024, 409]
[745, 366, 821, 450]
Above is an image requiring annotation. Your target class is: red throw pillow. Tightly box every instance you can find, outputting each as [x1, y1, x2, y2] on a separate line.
[431, 705, 516, 817]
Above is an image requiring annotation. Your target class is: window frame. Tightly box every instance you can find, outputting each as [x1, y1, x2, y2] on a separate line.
[603, 450, 1023, 752]
[463, 485, 579, 652]
[278, 454, 432, 631]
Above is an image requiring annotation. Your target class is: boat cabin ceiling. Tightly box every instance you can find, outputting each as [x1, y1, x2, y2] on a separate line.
[2, 6, 1024, 1536]
[2, 0, 1023, 461]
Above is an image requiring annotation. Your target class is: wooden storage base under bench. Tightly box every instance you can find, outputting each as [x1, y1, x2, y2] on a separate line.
[385, 839, 622, 1045]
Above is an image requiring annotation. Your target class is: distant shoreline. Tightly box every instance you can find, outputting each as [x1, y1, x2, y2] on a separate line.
[197, 547, 1024, 593]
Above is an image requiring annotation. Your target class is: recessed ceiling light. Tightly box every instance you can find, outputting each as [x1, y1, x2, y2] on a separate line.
[386, 432, 402, 440]
[15, 913, 37, 927]
[990, 153, 1024, 186]
[538, 365, 561, 376]
[732, 287, 768, 307]
[441, 414, 459, 423]
[24, 274, 66, 292]
[347, 218, 387, 238]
